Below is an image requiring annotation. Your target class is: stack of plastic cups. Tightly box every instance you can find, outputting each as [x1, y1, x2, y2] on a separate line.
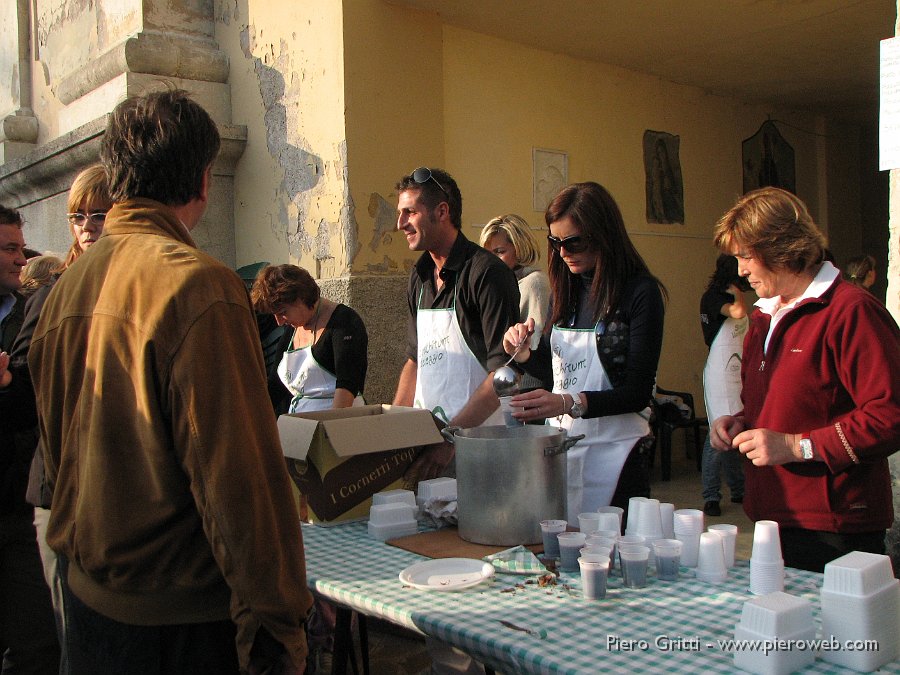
[820, 551, 900, 671]
[659, 502, 676, 539]
[749, 520, 784, 595]
[596, 506, 624, 534]
[632, 498, 664, 564]
[624, 497, 649, 535]
[695, 531, 728, 583]
[672, 508, 704, 567]
[708, 523, 738, 568]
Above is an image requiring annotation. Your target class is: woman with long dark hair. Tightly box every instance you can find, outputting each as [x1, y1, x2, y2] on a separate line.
[505, 182, 666, 521]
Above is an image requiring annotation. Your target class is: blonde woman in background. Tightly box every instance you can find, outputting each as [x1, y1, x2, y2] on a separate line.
[480, 214, 550, 351]
[843, 254, 877, 290]
[19, 255, 63, 298]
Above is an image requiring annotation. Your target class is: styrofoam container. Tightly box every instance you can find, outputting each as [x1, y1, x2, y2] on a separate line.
[820, 581, 900, 671]
[739, 592, 814, 636]
[367, 519, 418, 541]
[416, 477, 457, 504]
[822, 551, 896, 596]
[369, 502, 417, 525]
[732, 623, 816, 675]
[372, 489, 417, 509]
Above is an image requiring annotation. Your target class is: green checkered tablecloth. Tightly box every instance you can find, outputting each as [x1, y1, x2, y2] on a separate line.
[301, 522, 899, 674]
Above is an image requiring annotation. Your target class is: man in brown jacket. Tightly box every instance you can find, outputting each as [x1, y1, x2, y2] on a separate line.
[29, 90, 312, 674]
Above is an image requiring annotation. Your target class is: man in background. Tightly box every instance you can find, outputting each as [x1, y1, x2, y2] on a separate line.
[0, 205, 59, 673]
[29, 90, 312, 673]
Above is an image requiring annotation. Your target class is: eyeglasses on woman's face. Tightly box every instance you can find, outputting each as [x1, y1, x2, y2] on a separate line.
[411, 167, 450, 200]
[547, 234, 589, 254]
[67, 212, 107, 227]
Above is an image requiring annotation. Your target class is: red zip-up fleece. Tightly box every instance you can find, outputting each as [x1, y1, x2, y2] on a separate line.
[740, 276, 900, 533]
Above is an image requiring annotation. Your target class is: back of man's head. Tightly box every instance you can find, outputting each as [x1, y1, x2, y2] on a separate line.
[101, 89, 221, 206]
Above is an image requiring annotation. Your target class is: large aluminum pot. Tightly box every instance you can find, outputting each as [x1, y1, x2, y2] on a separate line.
[442, 425, 583, 546]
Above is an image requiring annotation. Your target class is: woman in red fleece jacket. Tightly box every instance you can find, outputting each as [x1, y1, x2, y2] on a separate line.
[710, 187, 900, 572]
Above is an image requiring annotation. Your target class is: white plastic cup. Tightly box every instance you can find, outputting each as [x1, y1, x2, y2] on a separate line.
[652, 539, 682, 581]
[751, 520, 783, 563]
[675, 531, 701, 568]
[708, 524, 739, 568]
[596, 506, 624, 533]
[673, 508, 705, 534]
[579, 555, 610, 600]
[557, 531, 587, 572]
[659, 502, 675, 539]
[499, 396, 524, 427]
[578, 512, 602, 535]
[696, 531, 728, 583]
[633, 498, 664, 541]
[595, 512, 621, 533]
[625, 497, 649, 534]
[540, 519, 567, 559]
[619, 544, 650, 588]
[749, 558, 785, 595]
[579, 549, 612, 563]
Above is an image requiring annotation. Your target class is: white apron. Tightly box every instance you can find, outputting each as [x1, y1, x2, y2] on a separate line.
[702, 316, 748, 422]
[550, 324, 649, 521]
[414, 287, 503, 426]
[278, 338, 363, 413]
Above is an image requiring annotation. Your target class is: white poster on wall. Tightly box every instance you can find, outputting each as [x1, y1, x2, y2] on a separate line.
[879, 37, 900, 171]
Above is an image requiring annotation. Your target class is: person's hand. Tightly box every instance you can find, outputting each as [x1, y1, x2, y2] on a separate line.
[502, 320, 535, 363]
[0, 352, 11, 389]
[732, 428, 800, 466]
[403, 440, 455, 486]
[510, 388, 569, 422]
[710, 415, 745, 451]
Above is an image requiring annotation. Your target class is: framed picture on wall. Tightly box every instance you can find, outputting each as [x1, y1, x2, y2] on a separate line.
[742, 120, 795, 194]
[533, 148, 568, 213]
[643, 130, 684, 224]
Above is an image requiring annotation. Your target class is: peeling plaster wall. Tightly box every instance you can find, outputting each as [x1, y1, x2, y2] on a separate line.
[0, 3, 20, 115]
[218, 0, 354, 277]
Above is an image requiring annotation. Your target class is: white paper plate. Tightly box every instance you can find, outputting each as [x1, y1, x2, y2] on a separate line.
[399, 558, 494, 591]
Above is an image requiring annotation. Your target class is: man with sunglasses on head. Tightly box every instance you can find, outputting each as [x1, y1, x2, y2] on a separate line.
[393, 167, 520, 484]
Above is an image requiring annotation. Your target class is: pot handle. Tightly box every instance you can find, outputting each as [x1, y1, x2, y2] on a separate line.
[544, 433, 585, 457]
[441, 426, 462, 444]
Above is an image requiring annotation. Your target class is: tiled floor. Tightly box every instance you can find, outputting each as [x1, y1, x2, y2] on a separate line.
[338, 430, 755, 674]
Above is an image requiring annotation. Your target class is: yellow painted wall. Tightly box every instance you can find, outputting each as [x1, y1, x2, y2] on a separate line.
[343, 0, 445, 275]
[221, 1, 350, 276]
[438, 26, 827, 411]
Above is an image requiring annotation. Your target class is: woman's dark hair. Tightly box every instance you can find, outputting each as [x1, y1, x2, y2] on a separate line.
[250, 264, 320, 313]
[545, 182, 666, 328]
[706, 253, 751, 293]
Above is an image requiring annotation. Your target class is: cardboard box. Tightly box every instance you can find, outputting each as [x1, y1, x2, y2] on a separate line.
[277, 405, 443, 525]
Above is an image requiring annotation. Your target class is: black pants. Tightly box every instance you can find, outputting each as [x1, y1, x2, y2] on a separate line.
[780, 527, 887, 573]
[63, 582, 239, 675]
[610, 435, 654, 532]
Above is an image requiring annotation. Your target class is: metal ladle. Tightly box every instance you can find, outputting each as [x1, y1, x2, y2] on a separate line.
[492, 333, 531, 397]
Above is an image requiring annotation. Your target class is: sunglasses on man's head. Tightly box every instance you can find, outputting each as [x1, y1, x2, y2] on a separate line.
[547, 234, 589, 254]
[411, 167, 450, 200]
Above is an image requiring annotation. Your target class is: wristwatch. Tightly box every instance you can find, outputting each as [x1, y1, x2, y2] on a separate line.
[569, 394, 586, 419]
[799, 433, 814, 461]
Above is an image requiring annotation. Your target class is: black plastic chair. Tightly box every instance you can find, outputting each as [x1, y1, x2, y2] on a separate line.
[651, 387, 708, 481]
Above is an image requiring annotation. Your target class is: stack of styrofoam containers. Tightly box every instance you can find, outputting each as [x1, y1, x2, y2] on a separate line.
[732, 591, 816, 674]
[367, 489, 418, 541]
[820, 551, 899, 671]
[415, 477, 457, 509]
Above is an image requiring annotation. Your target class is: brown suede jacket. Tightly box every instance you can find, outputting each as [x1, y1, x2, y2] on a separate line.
[29, 199, 312, 669]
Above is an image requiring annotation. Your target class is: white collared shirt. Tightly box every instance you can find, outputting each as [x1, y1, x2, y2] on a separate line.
[755, 261, 839, 353]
